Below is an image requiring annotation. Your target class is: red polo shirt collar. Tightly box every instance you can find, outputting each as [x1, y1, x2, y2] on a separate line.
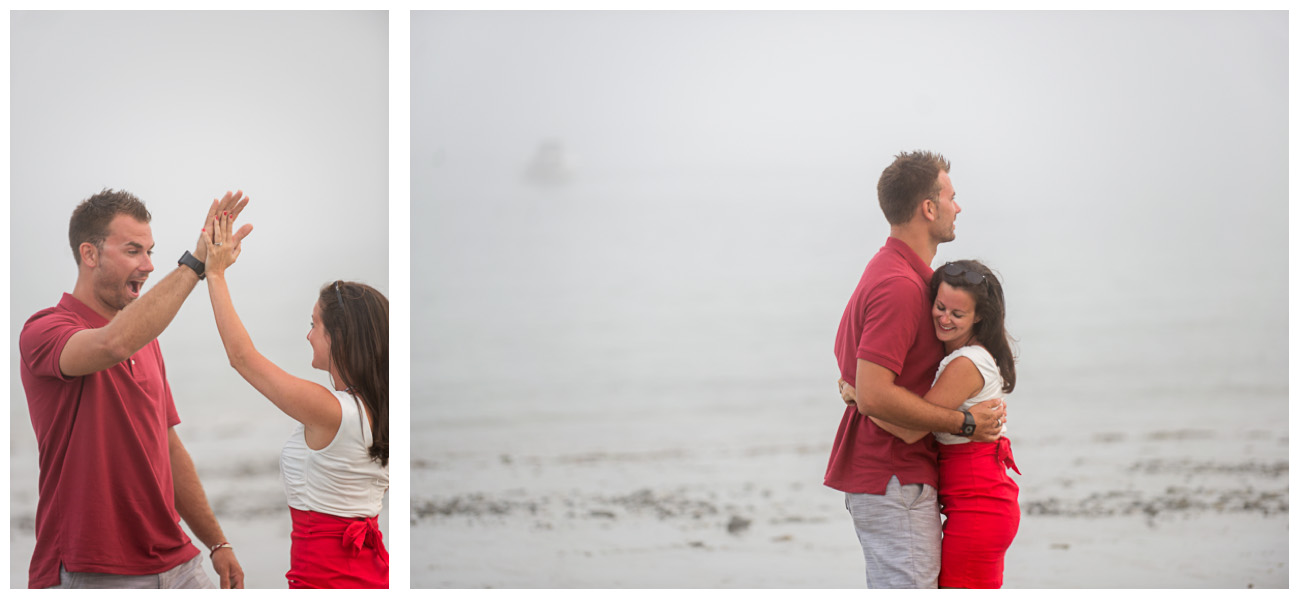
[58, 293, 110, 328]
[882, 236, 935, 284]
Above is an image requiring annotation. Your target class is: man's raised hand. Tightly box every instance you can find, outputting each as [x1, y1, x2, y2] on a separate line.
[193, 191, 253, 263]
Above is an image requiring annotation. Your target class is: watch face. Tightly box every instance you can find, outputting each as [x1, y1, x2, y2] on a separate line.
[179, 252, 205, 278]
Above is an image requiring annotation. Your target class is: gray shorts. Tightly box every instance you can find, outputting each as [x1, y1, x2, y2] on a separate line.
[49, 553, 215, 589]
[845, 475, 941, 589]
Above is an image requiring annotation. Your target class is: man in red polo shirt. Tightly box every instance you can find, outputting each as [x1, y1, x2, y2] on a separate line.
[19, 189, 253, 589]
[826, 151, 1005, 588]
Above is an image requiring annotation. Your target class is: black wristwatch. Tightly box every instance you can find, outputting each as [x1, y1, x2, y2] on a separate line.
[178, 250, 205, 280]
[957, 409, 976, 437]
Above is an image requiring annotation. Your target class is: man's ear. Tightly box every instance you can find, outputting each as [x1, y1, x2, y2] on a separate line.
[920, 198, 938, 222]
[79, 242, 99, 268]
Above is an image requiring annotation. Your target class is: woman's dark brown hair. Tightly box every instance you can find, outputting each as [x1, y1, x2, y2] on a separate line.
[318, 280, 389, 466]
[930, 260, 1017, 393]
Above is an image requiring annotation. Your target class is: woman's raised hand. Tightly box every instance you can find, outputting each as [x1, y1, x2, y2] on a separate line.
[203, 210, 244, 277]
[194, 191, 250, 262]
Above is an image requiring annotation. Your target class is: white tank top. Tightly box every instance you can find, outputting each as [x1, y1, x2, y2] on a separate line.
[932, 345, 1009, 446]
[280, 390, 388, 517]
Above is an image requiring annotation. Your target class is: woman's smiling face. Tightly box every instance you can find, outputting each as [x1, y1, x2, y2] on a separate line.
[932, 281, 980, 350]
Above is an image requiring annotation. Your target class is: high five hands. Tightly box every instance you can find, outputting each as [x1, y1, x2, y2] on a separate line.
[199, 191, 254, 277]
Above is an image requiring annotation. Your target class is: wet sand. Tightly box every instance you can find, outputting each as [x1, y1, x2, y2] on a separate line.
[411, 423, 1287, 588]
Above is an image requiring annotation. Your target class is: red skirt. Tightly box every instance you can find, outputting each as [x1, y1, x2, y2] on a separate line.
[937, 437, 1021, 589]
[286, 507, 389, 589]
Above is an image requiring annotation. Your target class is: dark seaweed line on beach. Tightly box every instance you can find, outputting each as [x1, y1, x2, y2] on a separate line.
[411, 487, 770, 535]
[1126, 459, 1287, 478]
[412, 488, 722, 521]
[1023, 486, 1288, 519]
[412, 482, 1288, 530]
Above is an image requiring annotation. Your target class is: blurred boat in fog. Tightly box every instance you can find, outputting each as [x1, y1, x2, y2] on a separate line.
[524, 139, 575, 186]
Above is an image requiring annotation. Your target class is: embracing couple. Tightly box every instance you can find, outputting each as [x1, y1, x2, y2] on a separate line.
[827, 151, 1021, 589]
[19, 190, 390, 589]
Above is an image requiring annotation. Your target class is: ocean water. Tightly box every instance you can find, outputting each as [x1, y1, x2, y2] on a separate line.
[413, 163, 1288, 459]
[410, 10, 1287, 464]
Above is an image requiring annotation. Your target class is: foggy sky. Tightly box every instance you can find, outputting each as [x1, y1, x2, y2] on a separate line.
[9, 11, 389, 456]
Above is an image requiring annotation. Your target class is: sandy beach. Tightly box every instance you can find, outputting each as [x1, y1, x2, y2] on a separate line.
[411, 394, 1287, 588]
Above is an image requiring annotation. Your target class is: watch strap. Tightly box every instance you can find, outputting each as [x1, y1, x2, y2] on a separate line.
[958, 409, 976, 437]
[178, 250, 205, 280]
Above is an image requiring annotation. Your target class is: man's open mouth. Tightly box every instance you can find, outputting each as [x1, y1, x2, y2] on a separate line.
[128, 280, 144, 295]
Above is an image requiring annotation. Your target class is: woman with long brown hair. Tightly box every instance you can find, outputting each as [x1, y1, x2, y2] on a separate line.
[201, 212, 389, 588]
[841, 259, 1020, 588]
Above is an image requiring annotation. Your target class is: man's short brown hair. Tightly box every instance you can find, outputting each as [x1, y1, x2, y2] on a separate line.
[68, 189, 152, 264]
[876, 151, 951, 226]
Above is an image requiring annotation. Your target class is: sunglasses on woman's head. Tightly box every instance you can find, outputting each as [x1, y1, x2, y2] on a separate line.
[942, 263, 985, 285]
